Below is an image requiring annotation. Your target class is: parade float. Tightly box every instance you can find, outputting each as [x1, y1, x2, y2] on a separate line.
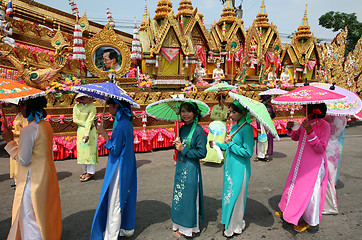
[0, 0, 361, 160]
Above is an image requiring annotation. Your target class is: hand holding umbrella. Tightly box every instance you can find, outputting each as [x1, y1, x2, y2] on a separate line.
[0, 104, 14, 142]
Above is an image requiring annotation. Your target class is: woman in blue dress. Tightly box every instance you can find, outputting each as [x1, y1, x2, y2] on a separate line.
[172, 101, 207, 238]
[91, 99, 137, 240]
[211, 100, 255, 237]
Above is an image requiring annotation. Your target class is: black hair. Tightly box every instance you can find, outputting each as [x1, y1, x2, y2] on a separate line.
[229, 102, 244, 114]
[106, 98, 133, 121]
[24, 96, 47, 118]
[307, 103, 327, 119]
[104, 49, 118, 61]
[179, 102, 201, 122]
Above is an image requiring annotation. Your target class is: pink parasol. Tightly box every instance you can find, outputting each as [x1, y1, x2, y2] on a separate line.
[355, 110, 362, 120]
[271, 85, 346, 105]
[311, 82, 362, 116]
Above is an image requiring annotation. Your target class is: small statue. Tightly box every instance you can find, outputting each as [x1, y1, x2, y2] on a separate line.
[0, 10, 15, 47]
[212, 62, 224, 85]
[280, 67, 294, 87]
[194, 61, 208, 86]
[267, 65, 276, 82]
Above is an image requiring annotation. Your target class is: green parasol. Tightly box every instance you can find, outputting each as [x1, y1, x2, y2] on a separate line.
[204, 82, 237, 92]
[229, 92, 280, 140]
[146, 94, 210, 121]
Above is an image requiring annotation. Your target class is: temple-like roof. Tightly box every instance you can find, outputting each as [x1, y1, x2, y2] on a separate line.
[295, 4, 312, 39]
[154, 0, 173, 20]
[216, 0, 239, 25]
[254, 0, 270, 28]
[176, 0, 194, 17]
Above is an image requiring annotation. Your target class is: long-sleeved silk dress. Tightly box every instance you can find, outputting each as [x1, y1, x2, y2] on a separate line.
[323, 115, 347, 214]
[5, 120, 62, 240]
[216, 116, 255, 236]
[91, 112, 137, 239]
[73, 102, 98, 165]
[203, 104, 228, 163]
[9, 113, 28, 181]
[171, 123, 207, 236]
[278, 118, 330, 226]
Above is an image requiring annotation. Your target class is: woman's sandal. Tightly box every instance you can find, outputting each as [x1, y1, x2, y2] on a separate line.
[293, 223, 310, 233]
[172, 230, 185, 239]
[275, 211, 283, 217]
[80, 173, 87, 179]
[80, 173, 94, 182]
[253, 157, 259, 162]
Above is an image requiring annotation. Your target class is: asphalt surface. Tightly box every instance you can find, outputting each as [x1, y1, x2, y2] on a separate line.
[0, 122, 361, 239]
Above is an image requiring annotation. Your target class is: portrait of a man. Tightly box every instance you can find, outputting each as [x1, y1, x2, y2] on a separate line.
[95, 47, 122, 71]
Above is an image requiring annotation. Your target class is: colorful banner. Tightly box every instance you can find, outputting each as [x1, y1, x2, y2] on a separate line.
[161, 47, 180, 64]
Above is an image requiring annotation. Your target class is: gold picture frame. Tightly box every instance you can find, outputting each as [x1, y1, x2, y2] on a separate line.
[84, 23, 131, 79]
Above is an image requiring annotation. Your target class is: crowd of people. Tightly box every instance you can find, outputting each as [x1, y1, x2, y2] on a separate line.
[1, 93, 348, 239]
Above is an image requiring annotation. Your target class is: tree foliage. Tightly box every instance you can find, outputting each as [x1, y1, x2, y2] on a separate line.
[319, 11, 362, 54]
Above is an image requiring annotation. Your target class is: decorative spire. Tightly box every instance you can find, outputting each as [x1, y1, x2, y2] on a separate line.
[176, 0, 194, 17]
[261, 0, 265, 14]
[154, 0, 173, 20]
[295, 3, 311, 39]
[68, 0, 79, 15]
[254, 0, 269, 28]
[139, 0, 149, 31]
[217, 0, 238, 25]
[72, 15, 86, 65]
[106, 8, 115, 28]
[131, 18, 142, 61]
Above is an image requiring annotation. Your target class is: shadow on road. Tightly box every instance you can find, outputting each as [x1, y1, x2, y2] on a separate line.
[245, 198, 274, 228]
[132, 200, 171, 239]
[336, 179, 344, 189]
[57, 171, 72, 181]
[272, 151, 287, 159]
[62, 209, 95, 240]
[0, 218, 11, 239]
[136, 159, 151, 169]
[268, 195, 282, 212]
[0, 173, 10, 183]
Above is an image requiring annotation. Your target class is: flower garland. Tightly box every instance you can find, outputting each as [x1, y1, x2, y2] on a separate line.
[137, 74, 154, 89]
[45, 74, 84, 97]
[181, 82, 197, 93]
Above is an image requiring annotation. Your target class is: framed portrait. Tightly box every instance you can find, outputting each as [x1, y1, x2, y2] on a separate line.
[94, 47, 122, 71]
[84, 23, 131, 79]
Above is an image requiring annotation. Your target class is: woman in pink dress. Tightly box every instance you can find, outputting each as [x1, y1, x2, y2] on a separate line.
[276, 103, 330, 232]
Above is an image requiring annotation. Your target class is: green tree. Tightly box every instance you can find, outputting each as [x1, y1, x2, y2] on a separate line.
[319, 11, 362, 54]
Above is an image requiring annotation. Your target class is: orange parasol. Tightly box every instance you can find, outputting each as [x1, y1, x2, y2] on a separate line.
[0, 78, 45, 129]
[0, 78, 45, 103]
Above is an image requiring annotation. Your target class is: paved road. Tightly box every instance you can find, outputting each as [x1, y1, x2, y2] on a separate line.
[0, 122, 361, 239]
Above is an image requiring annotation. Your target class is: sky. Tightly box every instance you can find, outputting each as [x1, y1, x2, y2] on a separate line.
[34, 0, 362, 43]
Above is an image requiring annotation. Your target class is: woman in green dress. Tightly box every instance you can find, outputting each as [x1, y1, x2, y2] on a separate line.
[73, 93, 99, 182]
[172, 101, 207, 238]
[203, 93, 228, 163]
[211, 100, 255, 237]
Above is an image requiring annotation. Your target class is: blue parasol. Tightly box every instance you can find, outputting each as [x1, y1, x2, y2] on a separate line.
[72, 82, 140, 108]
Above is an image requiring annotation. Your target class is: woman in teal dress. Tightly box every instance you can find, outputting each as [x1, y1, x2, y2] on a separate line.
[211, 100, 255, 237]
[203, 93, 228, 163]
[172, 101, 207, 238]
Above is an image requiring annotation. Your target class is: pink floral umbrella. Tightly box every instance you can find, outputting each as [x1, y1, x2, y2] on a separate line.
[355, 110, 362, 120]
[310, 82, 362, 116]
[271, 85, 346, 105]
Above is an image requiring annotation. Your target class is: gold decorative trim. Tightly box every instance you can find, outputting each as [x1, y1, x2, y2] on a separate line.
[84, 23, 131, 79]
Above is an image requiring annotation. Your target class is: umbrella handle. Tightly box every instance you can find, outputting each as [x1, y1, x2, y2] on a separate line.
[0, 104, 8, 129]
[176, 114, 179, 140]
[101, 101, 107, 125]
[229, 121, 247, 138]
